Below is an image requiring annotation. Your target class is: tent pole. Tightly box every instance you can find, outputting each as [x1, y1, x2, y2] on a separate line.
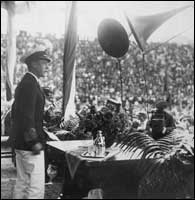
[142, 52, 149, 120]
[117, 58, 124, 108]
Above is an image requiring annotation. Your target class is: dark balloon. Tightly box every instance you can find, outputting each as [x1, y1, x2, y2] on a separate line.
[98, 18, 129, 58]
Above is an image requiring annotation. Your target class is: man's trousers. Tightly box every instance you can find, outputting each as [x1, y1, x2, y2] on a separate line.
[13, 149, 45, 199]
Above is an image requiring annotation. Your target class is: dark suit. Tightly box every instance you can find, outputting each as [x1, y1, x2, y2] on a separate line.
[148, 110, 175, 140]
[11, 73, 46, 151]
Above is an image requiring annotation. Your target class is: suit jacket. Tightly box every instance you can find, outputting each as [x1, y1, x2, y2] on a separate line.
[11, 73, 46, 151]
[149, 110, 175, 140]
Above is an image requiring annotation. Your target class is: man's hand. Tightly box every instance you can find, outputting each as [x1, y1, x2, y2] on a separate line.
[32, 142, 43, 155]
[24, 128, 38, 142]
[162, 127, 167, 134]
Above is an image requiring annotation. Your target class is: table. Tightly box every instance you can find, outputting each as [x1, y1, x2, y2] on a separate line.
[47, 140, 152, 199]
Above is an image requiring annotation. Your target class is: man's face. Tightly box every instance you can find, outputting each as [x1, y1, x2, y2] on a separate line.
[139, 114, 146, 122]
[32, 59, 49, 78]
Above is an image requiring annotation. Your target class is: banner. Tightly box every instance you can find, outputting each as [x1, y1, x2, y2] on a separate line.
[1, 1, 16, 101]
[62, 1, 78, 120]
[1, 1, 35, 101]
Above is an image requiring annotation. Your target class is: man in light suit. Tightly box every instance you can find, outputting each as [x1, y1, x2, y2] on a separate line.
[12, 50, 51, 199]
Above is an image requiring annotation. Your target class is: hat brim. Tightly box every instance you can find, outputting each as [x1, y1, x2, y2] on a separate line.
[21, 50, 52, 64]
[38, 56, 52, 63]
[25, 56, 52, 64]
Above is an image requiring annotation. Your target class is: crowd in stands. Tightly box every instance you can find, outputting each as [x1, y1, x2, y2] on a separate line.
[1, 31, 194, 117]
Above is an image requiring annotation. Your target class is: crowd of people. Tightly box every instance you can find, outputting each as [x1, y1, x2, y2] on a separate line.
[1, 30, 194, 116]
[1, 28, 194, 200]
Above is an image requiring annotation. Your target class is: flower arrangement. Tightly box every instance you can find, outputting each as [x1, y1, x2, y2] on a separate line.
[72, 103, 131, 147]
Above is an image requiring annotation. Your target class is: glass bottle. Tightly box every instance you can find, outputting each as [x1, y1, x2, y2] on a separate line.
[95, 131, 106, 157]
[87, 131, 94, 154]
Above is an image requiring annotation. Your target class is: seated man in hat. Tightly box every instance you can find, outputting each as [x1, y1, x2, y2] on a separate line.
[147, 101, 176, 140]
[11, 50, 52, 199]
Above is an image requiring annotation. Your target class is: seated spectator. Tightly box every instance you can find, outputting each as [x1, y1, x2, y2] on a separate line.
[147, 101, 176, 140]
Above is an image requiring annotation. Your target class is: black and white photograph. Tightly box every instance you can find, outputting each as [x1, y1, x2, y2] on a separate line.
[1, 1, 194, 199]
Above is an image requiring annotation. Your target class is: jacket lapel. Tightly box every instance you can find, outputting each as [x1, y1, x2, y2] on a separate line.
[25, 73, 45, 102]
